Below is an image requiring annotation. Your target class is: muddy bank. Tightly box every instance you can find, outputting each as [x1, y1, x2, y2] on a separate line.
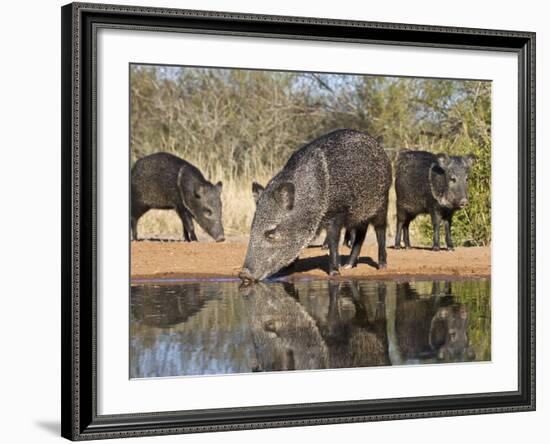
[131, 240, 490, 282]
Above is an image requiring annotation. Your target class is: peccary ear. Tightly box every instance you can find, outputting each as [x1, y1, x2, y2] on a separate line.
[252, 182, 265, 204]
[436, 153, 451, 169]
[464, 154, 476, 169]
[273, 182, 295, 211]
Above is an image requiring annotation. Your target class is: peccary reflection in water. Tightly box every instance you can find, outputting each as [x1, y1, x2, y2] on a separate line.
[130, 279, 487, 378]
[131, 283, 218, 328]
[394, 281, 476, 363]
[241, 282, 329, 371]
[321, 281, 390, 368]
[241, 281, 392, 371]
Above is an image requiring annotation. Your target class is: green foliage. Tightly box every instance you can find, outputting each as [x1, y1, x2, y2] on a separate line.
[417, 82, 492, 246]
[130, 66, 491, 243]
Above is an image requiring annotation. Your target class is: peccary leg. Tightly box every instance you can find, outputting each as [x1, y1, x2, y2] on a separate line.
[343, 225, 367, 269]
[395, 211, 411, 250]
[321, 232, 329, 250]
[327, 281, 340, 322]
[325, 229, 353, 250]
[326, 221, 342, 276]
[183, 214, 198, 242]
[431, 210, 442, 251]
[176, 205, 198, 242]
[394, 219, 404, 250]
[130, 218, 138, 241]
[444, 218, 454, 251]
[376, 283, 387, 322]
[375, 224, 388, 269]
[344, 229, 356, 249]
[403, 220, 412, 249]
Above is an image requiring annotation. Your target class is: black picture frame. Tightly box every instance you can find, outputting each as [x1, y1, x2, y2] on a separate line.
[61, 2, 536, 440]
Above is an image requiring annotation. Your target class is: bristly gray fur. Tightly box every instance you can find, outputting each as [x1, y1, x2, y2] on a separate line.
[131, 152, 224, 242]
[241, 129, 392, 280]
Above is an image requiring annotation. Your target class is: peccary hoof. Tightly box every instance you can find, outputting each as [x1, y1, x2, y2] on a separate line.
[394, 244, 401, 250]
[432, 246, 440, 251]
[378, 263, 387, 270]
[329, 269, 340, 277]
[342, 263, 354, 270]
[321, 243, 329, 250]
[447, 247, 455, 252]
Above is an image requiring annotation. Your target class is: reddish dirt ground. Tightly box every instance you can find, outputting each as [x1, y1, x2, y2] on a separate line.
[131, 240, 490, 282]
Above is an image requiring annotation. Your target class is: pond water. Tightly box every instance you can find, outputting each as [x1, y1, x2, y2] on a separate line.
[130, 279, 491, 378]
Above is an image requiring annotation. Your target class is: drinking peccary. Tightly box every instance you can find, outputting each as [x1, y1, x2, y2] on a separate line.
[240, 129, 392, 281]
[394, 150, 475, 251]
[131, 152, 225, 242]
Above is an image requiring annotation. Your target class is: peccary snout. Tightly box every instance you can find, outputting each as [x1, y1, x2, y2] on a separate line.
[182, 179, 225, 241]
[238, 267, 256, 283]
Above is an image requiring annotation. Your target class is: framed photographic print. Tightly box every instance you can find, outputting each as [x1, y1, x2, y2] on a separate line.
[61, 2, 536, 440]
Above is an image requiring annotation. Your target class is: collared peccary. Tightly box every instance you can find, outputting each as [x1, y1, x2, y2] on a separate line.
[394, 150, 475, 251]
[240, 129, 392, 280]
[131, 152, 225, 242]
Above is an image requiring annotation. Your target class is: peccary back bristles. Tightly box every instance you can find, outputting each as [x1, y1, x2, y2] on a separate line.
[131, 152, 224, 242]
[241, 129, 392, 281]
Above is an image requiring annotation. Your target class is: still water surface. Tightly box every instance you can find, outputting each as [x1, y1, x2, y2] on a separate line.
[130, 279, 490, 378]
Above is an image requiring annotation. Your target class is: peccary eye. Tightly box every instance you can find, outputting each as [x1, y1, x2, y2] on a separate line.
[204, 209, 213, 217]
[450, 176, 457, 183]
[264, 228, 281, 242]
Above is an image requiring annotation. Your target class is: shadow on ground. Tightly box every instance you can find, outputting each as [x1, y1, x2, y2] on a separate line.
[275, 253, 380, 277]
